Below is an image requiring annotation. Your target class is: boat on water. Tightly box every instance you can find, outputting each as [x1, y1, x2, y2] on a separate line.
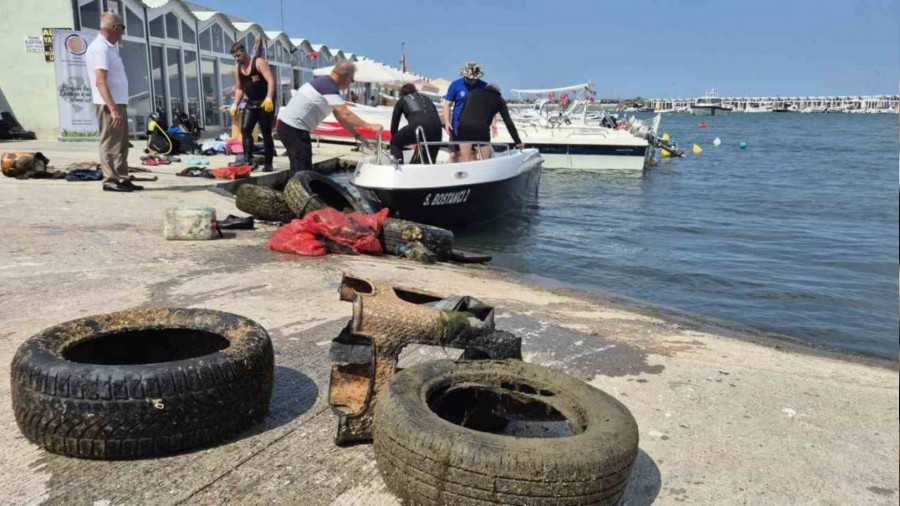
[773, 103, 799, 113]
[311, 83, 665, 172]
[691, 89, 733, 116]
[353, 142, 543, 229]
[498, 83, 663, 171]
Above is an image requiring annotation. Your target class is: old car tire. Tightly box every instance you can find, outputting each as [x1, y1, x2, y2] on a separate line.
[283, 171, 369, 218]
[380, 218, 454, 261]
[10, 308, 274, 459]
[235, 184, 295, 223]
[374, 360, 639, 505]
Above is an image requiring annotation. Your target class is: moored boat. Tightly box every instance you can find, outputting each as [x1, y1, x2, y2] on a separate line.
[691, 88, 733, 116]
[353, 144, 542, 229]
[503, 84, 661, 171]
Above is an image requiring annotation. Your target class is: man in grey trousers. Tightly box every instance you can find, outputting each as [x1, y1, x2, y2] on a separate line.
[86, 12, 141, 192]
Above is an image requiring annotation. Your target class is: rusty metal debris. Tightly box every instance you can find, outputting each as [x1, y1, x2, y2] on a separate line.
[328, 275, 522, 445]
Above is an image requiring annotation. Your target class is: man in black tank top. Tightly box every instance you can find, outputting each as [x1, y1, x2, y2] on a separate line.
[230, 43, 276, 171]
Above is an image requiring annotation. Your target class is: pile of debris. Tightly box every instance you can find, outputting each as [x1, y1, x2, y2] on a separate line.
[8, 275, 640, 505]
[236, 171, 455, 263]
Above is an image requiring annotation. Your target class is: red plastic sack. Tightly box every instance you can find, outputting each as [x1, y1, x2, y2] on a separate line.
[269, 208, 389, 257]
[208, 165, 252, 179]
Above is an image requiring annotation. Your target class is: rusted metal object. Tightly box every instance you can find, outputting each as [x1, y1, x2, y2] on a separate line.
[328, 275, 522, 445]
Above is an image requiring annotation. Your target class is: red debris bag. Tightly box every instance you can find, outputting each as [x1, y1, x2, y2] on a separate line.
[208, 165, 252, 179]
[269, 207, 389, 257]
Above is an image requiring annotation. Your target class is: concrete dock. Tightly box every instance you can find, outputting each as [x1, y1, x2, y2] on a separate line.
[0, 139, 897, 505]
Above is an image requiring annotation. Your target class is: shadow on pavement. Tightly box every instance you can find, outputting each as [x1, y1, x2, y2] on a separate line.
[620, 449, 662, 505]
[254, 365, 321, 433]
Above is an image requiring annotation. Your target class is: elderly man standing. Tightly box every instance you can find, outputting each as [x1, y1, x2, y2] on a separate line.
[86, 12, 140, 192]
[277, 61, 381, 175]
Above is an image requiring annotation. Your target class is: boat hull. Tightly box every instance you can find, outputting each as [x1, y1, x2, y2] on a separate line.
[354, 154, 542, 229]
[526, 143, 648, 170]
[691, 106, 732, 116]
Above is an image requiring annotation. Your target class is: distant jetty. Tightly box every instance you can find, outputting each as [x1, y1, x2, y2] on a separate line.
[648, 94, 899, 113]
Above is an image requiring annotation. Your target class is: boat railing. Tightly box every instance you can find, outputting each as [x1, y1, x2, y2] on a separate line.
[412, 140, 516, 161]
[358, 126, 520, 168]
[414, 125, 435, 165]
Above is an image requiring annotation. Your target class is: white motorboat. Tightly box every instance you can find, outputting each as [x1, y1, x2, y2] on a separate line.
[311, 83, 665, 172]
[691, 88, 733, 116]
[499, 84, 663, 171]
[353, 143, 542, 229]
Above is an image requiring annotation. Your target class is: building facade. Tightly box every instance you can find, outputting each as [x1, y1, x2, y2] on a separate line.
[0, 0, 379, 139]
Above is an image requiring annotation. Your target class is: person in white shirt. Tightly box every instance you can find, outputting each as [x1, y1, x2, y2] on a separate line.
[85, 12, 138, 192]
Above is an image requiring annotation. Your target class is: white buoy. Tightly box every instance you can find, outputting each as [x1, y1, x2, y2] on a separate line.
[713, 137, 722, 147]
[164, 207, 217, 240]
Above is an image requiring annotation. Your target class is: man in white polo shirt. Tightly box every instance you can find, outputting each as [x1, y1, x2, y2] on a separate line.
[277, 61, 381, 175]
[86, 12, 139, 192]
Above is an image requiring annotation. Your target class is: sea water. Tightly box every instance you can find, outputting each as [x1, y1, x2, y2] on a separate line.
[456, 113, 899, 360]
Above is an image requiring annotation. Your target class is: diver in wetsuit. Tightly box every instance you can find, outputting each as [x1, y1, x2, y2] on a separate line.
[390, 83, 442, 164]
[456, 83, 524, 161]
[230, 42, 276, 171]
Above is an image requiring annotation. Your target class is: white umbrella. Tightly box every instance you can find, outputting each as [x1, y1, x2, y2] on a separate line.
[313, 59, 405, 84]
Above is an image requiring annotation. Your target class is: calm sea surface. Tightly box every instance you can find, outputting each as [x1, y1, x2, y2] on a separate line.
[454, 113, 899, 360]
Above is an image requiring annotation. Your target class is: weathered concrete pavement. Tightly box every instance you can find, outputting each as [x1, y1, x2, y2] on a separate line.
[0, 140, 897, 505]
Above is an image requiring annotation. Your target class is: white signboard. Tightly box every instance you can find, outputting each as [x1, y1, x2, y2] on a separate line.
[24, 36, 43, 54]
[52, 29, 98, 139]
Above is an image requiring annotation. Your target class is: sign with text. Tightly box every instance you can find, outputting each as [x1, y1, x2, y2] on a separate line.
[53, 29, 98, 139]
[24, 35, 43, 54]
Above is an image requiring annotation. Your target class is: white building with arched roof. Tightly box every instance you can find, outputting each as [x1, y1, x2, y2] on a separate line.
[0, 0, 421, 138]
[265, 32, 294, 107]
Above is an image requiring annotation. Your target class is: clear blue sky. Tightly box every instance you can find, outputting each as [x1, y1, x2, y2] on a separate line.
[210, 0, 899, 98]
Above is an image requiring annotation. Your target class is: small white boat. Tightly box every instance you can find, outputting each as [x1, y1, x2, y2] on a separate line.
[501, 84, 661, 171]
[691, 89, 733, 116]
[353, 142, 543, 229]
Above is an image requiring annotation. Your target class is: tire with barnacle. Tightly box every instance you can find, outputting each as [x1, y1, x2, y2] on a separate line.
[373, 359, 639, 505]
[10, 308, 274, 459]
[235, 184, 295, 223]
[283, 171, 370, 218]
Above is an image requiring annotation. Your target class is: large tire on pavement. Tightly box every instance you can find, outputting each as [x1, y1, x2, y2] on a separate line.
[374, 359, 639, 505]
[235, 184, 295, 223]
[10, 308, 274, 460]
[381, 218, 453, 261]
[283, 171, 369, 218]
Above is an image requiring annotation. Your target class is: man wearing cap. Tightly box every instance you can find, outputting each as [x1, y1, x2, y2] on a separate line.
[442, 62, 487, 162]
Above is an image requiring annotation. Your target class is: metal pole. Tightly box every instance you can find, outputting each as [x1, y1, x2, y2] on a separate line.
[280, 0, 285, 32]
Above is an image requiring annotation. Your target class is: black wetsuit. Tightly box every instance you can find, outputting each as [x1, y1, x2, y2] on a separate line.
[238, 57, 275, 166]
[456, 87, 522, 145]
[390, 92, 442, 164]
